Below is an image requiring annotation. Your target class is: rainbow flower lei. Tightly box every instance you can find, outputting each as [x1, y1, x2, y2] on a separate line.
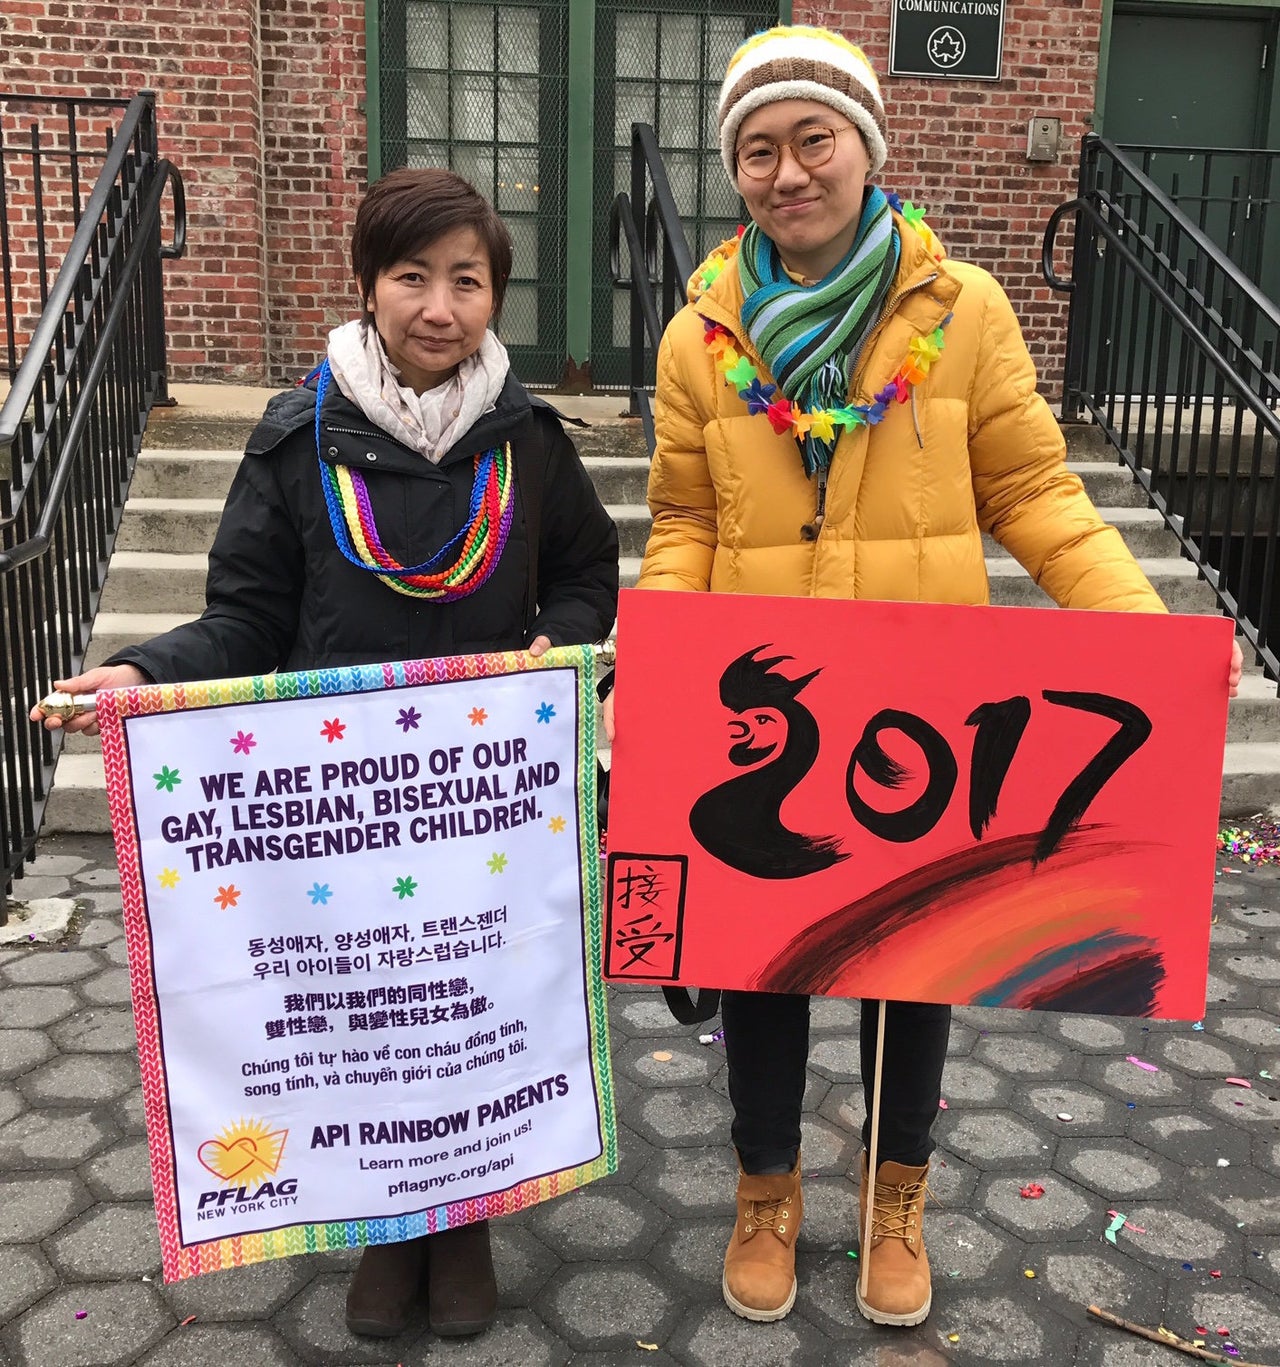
[700, 195, 950, 443]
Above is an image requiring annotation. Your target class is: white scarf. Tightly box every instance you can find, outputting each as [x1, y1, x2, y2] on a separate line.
[325, 319, 511, 464]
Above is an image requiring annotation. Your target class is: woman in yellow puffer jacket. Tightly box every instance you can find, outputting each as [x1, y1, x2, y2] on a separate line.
[610, 22, 1242, 1336]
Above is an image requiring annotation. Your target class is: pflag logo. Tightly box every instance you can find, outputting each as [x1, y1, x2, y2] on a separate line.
[195, 1119, 298, 1220]
[197, 1118, 288, 1186]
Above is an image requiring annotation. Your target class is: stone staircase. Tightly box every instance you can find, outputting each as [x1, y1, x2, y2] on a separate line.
[43, 390, 1280, 829]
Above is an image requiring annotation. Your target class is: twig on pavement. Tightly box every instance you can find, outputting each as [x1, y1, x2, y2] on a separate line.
[1088, 1305, 1274, 1367]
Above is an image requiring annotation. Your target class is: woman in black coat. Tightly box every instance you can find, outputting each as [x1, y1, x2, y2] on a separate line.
[35, 166, 619, 1340]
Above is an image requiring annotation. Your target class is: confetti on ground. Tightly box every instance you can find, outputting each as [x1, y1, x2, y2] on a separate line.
[1183, 1262, 1195, 1271]
[1210, 1270, 1222, 1279]
[1218, 1159, 1232, 1167]
[636, 1342, 659, 1351]
[1057, 1111, 1074, 1121]
[1104, 1211, 1128, 1245]
[1020, 1183, 1045, 1199]
[180, 1316, 197, 1326]
[846, 1249, 859, 1260]
[947, 1333, 960, 1343]
[1126, 1055, 1159, 1071]
[1219, 815, 1280, 865]
[74, 1311, 87, 1320]
[1225, 1077, 1252, 1089]
[652, 1051, 672, 1062]
[938, 1099, 948, 1109]
[1193, 1022, 1205, 1031]
[1024, 1268, 1037, 1279]
[1260, 1070, 1272, 1080]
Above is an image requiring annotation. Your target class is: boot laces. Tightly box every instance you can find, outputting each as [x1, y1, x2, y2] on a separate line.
[870, 1175, 931, 1244]
[743, 1193, 792, 1236]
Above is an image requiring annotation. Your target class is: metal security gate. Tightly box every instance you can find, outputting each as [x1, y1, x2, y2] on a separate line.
[375, 0, 571, 383]
[590, 0, 777, 388]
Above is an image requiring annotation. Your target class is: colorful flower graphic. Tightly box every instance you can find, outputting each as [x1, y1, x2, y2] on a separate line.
[230, 731, 256, 755]
[393, 875, 418, 900]
[320, 718, 346, 743]
[468, 707, 488, 726]
[153, 766, 181, 793]
[487, 852, 508, 875]
[396, 707, 421, 733]
[307, 883, 332, 906]
[535, 702, 555, 724]
[548, 816, 566, 834]
[214, 885, 241, 910]
[157, 868, 180, 889]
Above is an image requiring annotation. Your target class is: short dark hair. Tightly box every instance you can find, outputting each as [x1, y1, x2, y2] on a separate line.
[351, 167, 514, 318]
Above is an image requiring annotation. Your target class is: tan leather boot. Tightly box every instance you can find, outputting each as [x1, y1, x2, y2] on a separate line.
[855, 1155, 932, 1326]
[722, 1159, 803, 1322]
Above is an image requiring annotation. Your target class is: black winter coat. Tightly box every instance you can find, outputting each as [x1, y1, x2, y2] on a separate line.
[112, 374, 619, 683]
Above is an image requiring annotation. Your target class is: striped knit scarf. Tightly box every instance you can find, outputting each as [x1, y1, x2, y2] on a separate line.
[740, 185, 900, 475]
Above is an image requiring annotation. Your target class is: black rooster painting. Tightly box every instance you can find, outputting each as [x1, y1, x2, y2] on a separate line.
[688, 645, 848, 879]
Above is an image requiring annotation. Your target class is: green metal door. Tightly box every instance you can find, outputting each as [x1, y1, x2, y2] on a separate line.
[1100, 6, 1275, 392]
[1104, 7, 1274, 287]
[376, 0, 571, 384]
[589, 0, 778, 389]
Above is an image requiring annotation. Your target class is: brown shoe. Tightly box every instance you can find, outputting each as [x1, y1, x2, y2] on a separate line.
[855, 1155, 932, 1326]
[427, 1219, 497, 1336]
[722, 1159, 802, 1322]
[345, 1238, 427, 1337]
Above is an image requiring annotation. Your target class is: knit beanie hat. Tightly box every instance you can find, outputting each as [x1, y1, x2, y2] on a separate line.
[718, 25, 888, 185]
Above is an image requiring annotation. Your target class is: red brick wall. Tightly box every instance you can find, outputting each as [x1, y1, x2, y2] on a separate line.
[796, 2, 1102, 390]
[0, 0, 365, 385]
[2, 1, 1096, 389]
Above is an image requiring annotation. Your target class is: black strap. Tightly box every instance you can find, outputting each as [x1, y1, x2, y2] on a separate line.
[662, 986, 721, 1025]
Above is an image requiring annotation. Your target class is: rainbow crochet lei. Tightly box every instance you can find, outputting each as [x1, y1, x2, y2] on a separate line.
[314, 360, 514, 600]
[700, 194, 950, 442]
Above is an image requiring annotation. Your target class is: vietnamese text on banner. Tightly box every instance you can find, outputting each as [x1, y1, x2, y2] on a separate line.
[97, 646, 616, 1283]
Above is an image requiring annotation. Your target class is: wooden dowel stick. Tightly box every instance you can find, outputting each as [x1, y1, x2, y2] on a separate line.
[1088, 1305, 1273, 1367]
[858, 998, 888, 1301]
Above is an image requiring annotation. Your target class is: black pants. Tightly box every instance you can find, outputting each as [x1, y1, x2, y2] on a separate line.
[722, 991, 950, 1173]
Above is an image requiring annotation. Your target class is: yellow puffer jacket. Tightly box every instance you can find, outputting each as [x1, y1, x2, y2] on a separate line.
[639, 213, 1165, 613]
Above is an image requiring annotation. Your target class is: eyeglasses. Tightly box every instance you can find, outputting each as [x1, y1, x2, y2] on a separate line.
[735, 125, 855, 181]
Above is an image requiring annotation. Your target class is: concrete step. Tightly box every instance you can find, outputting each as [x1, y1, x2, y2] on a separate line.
[83, 612, 197, 668]
[131, 450, 241, 499]
[116, 498, 226, 551]
[111, 497, 666, 560]
[129, 450, 654, 510]
[93, 550, 1226, 618]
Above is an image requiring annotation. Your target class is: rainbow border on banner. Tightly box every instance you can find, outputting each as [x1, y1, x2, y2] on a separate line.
[96, 646, 617, 1282]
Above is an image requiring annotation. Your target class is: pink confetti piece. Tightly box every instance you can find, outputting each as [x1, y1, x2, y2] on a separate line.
[1224, 1077, 1252, 1089]
[74, 1311, 87, 1320]
[938, 1099, 948, 1109]
[1126, 1055, 1159, 1071]
[1020, 1183, 1045, 1199]
[1210, 1270, 1222, 1279]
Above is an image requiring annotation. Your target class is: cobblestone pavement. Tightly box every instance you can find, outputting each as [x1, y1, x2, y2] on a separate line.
[1, 833, 1278, 1367]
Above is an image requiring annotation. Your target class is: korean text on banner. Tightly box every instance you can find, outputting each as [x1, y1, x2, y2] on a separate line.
[97, 646, 616, 1283]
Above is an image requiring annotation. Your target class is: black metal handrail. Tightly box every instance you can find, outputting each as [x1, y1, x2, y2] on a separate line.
[1116, 144, 1278, 295]
[1044, 133, 1279, 687]
[0, 91, 185, 919]
[607, 123, 695, 451]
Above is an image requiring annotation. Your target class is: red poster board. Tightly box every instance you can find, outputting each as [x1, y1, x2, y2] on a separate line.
[605, 590, 1231, 1020]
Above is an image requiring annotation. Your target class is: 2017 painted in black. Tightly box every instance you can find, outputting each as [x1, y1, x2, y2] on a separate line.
[689, 646, 1152, 879]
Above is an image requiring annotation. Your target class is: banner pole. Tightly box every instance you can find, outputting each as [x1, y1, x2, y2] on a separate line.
[859, 997, 887, 1300]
